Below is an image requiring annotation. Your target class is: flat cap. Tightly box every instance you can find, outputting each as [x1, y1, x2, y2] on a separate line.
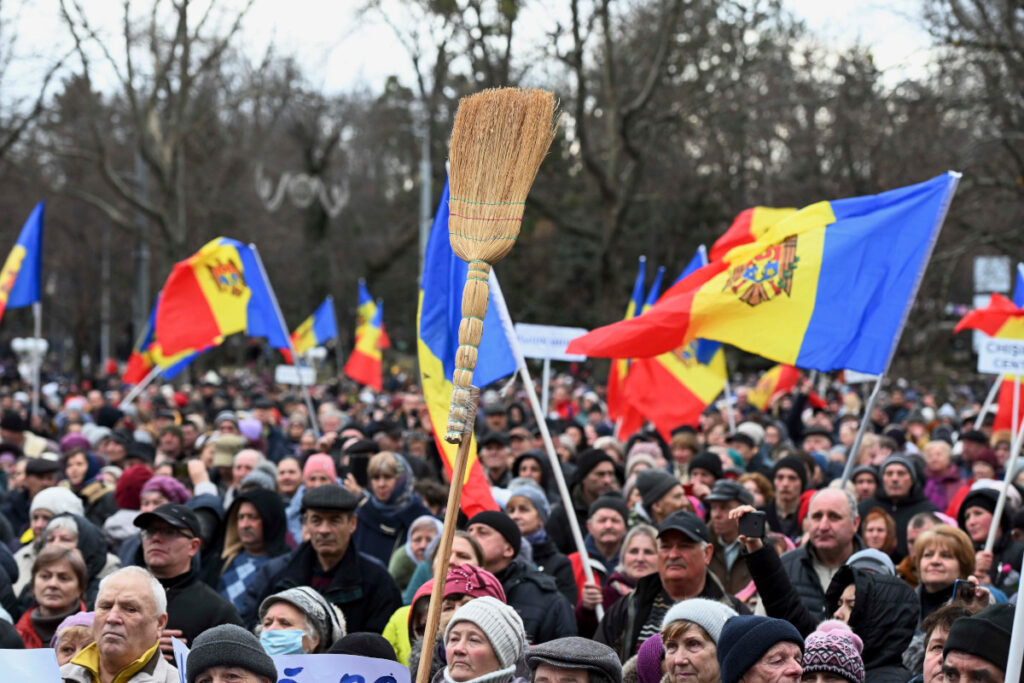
[301, 483, 360, 513]
[25, 456, 61, 476]
[705, 479, 755, 505]
[527, 637, 622, 683]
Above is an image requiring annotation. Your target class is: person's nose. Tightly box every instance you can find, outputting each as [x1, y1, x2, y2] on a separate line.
[783, 658, 802, 678]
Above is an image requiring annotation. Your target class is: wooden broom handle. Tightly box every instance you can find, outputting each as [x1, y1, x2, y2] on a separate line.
[417, 386, 479, 683]
[446, 261, 491, 443]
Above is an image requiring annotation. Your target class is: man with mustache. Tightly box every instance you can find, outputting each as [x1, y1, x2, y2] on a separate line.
[594, 510, 748, 660]
[217, 489, 289, 611]
[60, 566, 179, 682]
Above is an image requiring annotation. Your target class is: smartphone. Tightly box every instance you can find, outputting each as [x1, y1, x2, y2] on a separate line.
[952, 579, 976, 602]
[738, 510, 767, 539]
[349, 454, 370, 488]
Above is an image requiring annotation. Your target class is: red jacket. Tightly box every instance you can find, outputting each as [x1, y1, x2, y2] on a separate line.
[15, 602, 85, 649]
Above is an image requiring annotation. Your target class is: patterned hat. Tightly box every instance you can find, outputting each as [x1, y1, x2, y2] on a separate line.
[801, 620, 865, 683]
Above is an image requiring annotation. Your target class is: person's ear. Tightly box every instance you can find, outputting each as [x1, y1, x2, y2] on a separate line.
[188, 537, 201, 557]
[347, 514, 358, 534]
[157, 612, 168, 631]
[703, 543, 713, 566]
[504, 541, 515, 560]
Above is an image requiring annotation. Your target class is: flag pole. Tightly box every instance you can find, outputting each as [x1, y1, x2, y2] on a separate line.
[985, 413, 1024, 553]
[1005, 546, 1024, 683]
[841, 171, 961, 486]
[1013, 376, 1021, 444]
[489, 269, 604, 620]
[119, 365, 162, 409]
[722, 375, 736, 432]
[248, 244, 321, 438]
[31, 302, 41, 419]
[975, 374, 1003, 430]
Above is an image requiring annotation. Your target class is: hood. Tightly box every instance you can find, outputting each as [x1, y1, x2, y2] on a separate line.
[49, 513, 108, 580]
[825, 565, 918, 671]
[512, 450, 556, 493]
[221, 488, 289, 563]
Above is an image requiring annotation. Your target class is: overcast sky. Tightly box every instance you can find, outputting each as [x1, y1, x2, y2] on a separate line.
[7, 0, 933, 100]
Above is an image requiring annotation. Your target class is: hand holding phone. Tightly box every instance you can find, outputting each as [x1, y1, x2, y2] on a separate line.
[737, 510, 767, 539]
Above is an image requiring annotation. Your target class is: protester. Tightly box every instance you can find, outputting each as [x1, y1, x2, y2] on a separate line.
[14, 486, 84, 595]
[861, 507, 898, 557]
[52, 611, 95, 667]
[33, 512, 121, 609]
[913, 525, 991, 622]
[354, 451, 435, 566]
[506, 480, 576, 605]
[218, 488, 290, 611]
[762, 456, 807, 541]
[185, 623, 278, 683]
[800, 620, 864, 683]
[655, 599, 737, 683]
[956, 487, 1024, 593]
[716, 615, 804, 683]
[706, 479, 755, 595]
[547, 450, 620, 554]
[442, 596, 528, 683]
[942, 603, 1014, 683]
[388, 514, 443, 591]
[16, 546, 87, 648]
[858, 455, 938, 559]
[257, 585, 345, 654]
[528, 637, 622, 683]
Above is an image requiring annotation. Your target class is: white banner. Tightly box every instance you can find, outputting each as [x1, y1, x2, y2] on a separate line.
[515, 323, 588, 361]
[275, 364, 317, 386]
[978, 337, 1024, 375]
[0, 649, 61, 682]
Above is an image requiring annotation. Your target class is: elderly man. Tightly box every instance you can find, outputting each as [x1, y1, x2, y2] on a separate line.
[631, 469, 690, 527]
[135, 503, 243, 652]
[217, 488, 290, 611]
[185, 624, 278, 683]
[547, 449, 621, 554]
[60, 566, 179, 682]
[942, 603, 1014, 683]
[241, 483, 401, 634]
[527, 637, 622, 683]
[595, 510, 748, 659]
[716, 615, 804, 683]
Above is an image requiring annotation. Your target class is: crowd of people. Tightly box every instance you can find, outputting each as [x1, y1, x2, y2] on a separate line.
[0, 367, 1018, 683]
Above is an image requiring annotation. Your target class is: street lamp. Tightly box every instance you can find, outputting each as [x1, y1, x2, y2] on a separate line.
[12, 336, 48, 417]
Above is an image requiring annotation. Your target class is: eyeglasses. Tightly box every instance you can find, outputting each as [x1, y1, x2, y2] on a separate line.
[141, 526, 195, 541]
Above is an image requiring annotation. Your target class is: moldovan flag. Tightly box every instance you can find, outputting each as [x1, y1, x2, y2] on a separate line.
[606, 257, 647, 424]
[123, 296, 203, 384]
[344, 282, 389, 390]
[418, 178, 516, 516]
[569, 173, 961, 375]
[154, 237, 290, 356]
[0, 202, 44, 326]
[993, 264, 1024, 431]
[709, 206, 797, 262]
[747, 365, 801, 411]
[281, 296, 339, 363]
[622, 248, 727, 440]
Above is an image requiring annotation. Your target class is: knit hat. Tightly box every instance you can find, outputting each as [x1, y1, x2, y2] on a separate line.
[624, 453, 657, 480]
[736, 422, 766, 446]
[717, 616, 804, 683]
[627, 442, 663, 461]
[637, 469, 680, 509]
[688, 452, 722, 480]
[113, 464, 153, 510]
[303, 453, 337, 481]
[467, 511, 522, 557]
[30, 486, 84, 518]
[850, 465, 879, 484]
[445, 596, 526, 669]
[140, 475, 192, 504]
[588, 493, 629, 523]
[845, 548, 896, 576]
[241, 469, 276, 492]
[880, 455, 917, 485]
[259, 586, 346, 650]
[635, 633, 665, 683]
[802, 620, 865, 683]
[444, 564, 506, 602]
[212, 434, 247, 467]
[527, 637, 622, 683]
[50, 610, 94, 648]
[59, 433, 91, 454]
[772, 455, 808, 491]
[957, 488, 1008, 534]
[507, 482, 551, 523]
[943, 603, 1014, 675]
[575, 448, 617, 484]
[661, 598, 738, 644]
[186, 623, 277, 683]
[327, 632, 398, 661]
[214, 410, 239, 428]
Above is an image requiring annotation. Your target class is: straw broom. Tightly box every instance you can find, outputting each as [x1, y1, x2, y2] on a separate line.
[416, 88, 558, 683]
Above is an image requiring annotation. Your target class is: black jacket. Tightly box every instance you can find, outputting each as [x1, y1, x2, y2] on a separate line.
[594, 570, 749, 660]
[494, 556, 577, 645]
[545, 483, 591, 555]
[1, 489, 29, 537]
[161, 568, 244, 644]
[761, 499, 801, 541]
[220, 488, 290, 577]
[530, 537, 577, 606]
[238, 540, 401, 634]
[858, 485, 937, 560]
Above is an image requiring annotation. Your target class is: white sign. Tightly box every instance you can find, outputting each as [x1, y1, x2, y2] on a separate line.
[515, 323, 588, 361]
[844, 369, 880, 384]
[978, 337, 1024, 374]
[0, 649, 61, 682]
[275, 364, 316, 385]
[173, 638, 410, 683]
[974, 255, 1011, 293]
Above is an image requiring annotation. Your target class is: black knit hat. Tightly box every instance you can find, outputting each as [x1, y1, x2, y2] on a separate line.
[301, 483, 360, 514]
[468, 510, 521, 557]
[574, 449, 616, 484]
[943, 603, 1014, 677]
[186, 623, 277, 683]
[850, 465, 879, 484]
[636, 469, 681, 509]
[328, 632, 399, 661]
[717, 615, 804, 683]
[772, 455, 807, 491]
[958, 488, 1008, 535]
[588, 494, 629, 523]
[527, 636, 622, 683]
[688, 451, 723, 480]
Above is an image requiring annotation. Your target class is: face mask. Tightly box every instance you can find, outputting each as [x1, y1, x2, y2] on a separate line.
[260, 628, 305, 655]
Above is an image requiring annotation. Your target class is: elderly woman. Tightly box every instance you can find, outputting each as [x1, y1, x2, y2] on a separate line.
[913, 524, 993, 622]
[15, 546, 87, 648]
[257, 586, 345, 655]
[505, 481, 576, 606]
[353, 451, 434, 566]
[439, 596, 527, 683]
[626, 598, 738, 683]
[389, 515, 444, 591]
[30, 513, 120, 609]
[187, 624, 279, 683]
[402, 529, 485, 605]
[52, 611, 95, 666]
[604, 524, 658, 608]
[139, 475, 192, 512]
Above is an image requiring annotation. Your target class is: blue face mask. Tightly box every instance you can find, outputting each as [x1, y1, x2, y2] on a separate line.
[260, 628, 305, 655]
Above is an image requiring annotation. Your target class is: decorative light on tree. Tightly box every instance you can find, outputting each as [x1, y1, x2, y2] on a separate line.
[254, 163, 347, 217]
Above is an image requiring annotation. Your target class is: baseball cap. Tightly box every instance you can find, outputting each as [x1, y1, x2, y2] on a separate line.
[657, 510, 711, 544]
[134, 502, 201, 537]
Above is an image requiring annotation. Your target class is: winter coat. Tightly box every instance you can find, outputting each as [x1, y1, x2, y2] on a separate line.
[61, 643, 179, 683]
[708, 530, 753, 596]
[858, 483, 938, 560]
[751, 538, 864, 623]
[353, 493, 434, 567]
[238, 540, 401, 634]
[545, 483, 592, 555]
[160, 568, 244, 645]
[187, 493, 226, 588]
[530, 537, 577, 606]
[594, 570, 749, 660]
[922, 465, 963, 511]
[493, 556, 577, 645]
[957, 487, 1024, 592]
[219, 488, 290, 576]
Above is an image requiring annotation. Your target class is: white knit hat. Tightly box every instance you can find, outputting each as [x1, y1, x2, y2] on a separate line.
[30, 487, 84, 518]
[661, 598, 738, 644]
[444, 596, 526, 668]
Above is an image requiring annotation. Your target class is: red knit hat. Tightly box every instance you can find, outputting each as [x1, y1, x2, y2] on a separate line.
[444, 564, 506, 602]
[114, 464, 153, 509]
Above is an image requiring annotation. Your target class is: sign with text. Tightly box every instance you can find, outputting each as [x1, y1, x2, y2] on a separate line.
[844, 369, 880, 384]
[275, 364, 316, 386]
[515, 323, 588, 361]
[0, 649, 61, 682]
[978, 337, 1024, 374]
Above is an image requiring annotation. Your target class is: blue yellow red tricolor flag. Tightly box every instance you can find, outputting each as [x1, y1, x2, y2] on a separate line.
[0, 201, 44, 326]
[343, 283, 389, 391]
[154, 238, 290, 356]
[709, 206, 797, 262]
[418, 178, 516, 516]
[123, 296, 204, 384]
[621, 248, 727, 439]
[747, 364, 801, 411]
[605, 257, 647, 424]
[569, 173, 960, 375]
[281, 296, 339, 363]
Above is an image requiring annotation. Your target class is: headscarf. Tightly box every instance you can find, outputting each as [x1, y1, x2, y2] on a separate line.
[404, 515, 443, 563]
[369, 453, 414, 512]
